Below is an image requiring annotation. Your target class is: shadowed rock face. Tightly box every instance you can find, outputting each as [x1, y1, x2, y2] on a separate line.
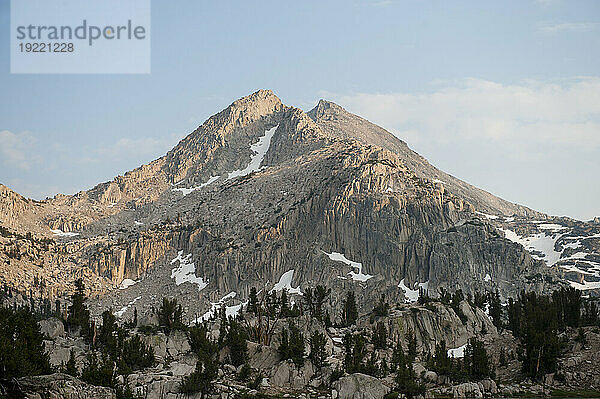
[1, 89, 568, 319]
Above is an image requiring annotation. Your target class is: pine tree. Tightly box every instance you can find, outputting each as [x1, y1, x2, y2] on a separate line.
[67, 279, 92, 341]
[342, 291, 358, 326]
[391, 340, 406, 371]
[406, 331, 417, 362]
[463, 338, 491, 379]
[488, 290, 502, 329]
[394, 340, 425, 399]
[288, 322, 305, 367]
[180, 326, 218, 398]
[65, 349, 78, 377]
[81, 352, 115, 388]
[158, 297, 184, 334]
[98, 310, 118, 353]
[117, 335, 155, 375]
[372, 294, 390, 317]
[431, 340, 451, 375]
[304, 287, 315, 317]
[498, 347, 507, 367]
[0, 306, 51, 379]
[372, 321, 387, 349]
[225, 319, 248, 366]
[309, 331, 327, 369]
[313, 285, 331, 321]
[278, 327, 289, 360]
[279, 290, 291, 318]
[343, 333, 367, 373]
[248, 287, 259, 315]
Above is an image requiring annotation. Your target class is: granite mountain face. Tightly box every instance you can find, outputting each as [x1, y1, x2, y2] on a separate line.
[1, 89, 598, 321]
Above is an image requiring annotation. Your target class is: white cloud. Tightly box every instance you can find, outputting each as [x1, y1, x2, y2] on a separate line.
[0, 130, 36, 170]
[324, 77, 600, 159]
[537, 22, 597, 34]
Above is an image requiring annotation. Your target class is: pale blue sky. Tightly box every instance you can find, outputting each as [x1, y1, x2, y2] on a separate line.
[1, 1, 599, 220]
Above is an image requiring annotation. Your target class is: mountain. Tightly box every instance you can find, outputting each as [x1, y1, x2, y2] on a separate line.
[1, 89, 598, 321]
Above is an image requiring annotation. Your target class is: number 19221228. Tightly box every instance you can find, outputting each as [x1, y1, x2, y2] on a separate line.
[19, 42, 74, 52]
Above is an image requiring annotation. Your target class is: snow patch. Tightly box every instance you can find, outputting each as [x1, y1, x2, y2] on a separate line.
[172, 176, 220, 196]
[538, 223, 567, 231]
[119, 279, 137, 290]
[484, 273, 492, 282]
[271, 269, 302, 295]
[475, 211, 498, 220]
[448, 343, 467, 358]
[569, 280, 600, 291]
[134, 221, 144, 226]
[398, 279, 428, 303]
[322, 251, 373, 282]
[170, 251, 208, 291]
[562, 252, 589, 261]
[50, 229, 79, 238]
[501, 228, 563, 266]
[226, 125, 278, 181]
[563, 240, 582, 250]
[115, 296, 141, 318]
[193, 292, 243, 324]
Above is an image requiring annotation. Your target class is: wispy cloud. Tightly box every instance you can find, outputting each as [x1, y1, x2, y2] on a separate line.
[1, 130, 182, 199]
[322, 77, 600, 159]
[0, 130, 37, 170]
[537, 22, 597, 34]
[322, 77, 600, 219]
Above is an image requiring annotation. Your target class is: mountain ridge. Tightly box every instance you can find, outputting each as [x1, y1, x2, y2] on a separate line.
[3, 89, 599, 317]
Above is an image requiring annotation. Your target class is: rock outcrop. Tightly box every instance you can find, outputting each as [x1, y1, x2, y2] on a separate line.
[9, 373, 116, 399]
[332, 373, 391, 399]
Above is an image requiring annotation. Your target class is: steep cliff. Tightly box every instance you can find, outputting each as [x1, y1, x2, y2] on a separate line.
[0, 90, 579, 321]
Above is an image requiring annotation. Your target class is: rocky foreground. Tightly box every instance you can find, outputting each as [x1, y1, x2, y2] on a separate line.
[4, 291, 597, 399]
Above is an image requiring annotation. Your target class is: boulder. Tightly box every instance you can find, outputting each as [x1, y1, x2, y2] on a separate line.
[271, 359, 314, 388]
[248, 341, 280, 370]
[332, 373, 391, 399]
[271, 360, 295, 387]
[452, 382, 483, 399]
[38, 318, 65, 340]
[166, 330, 191, 358]
[413, 363, 426, 377]
[480, 378, 497, 394]
[424, 370, 438, 382]
[142, 333, 167, 360]
[14, 373, 116, 398]
[169, 361, 195, 376]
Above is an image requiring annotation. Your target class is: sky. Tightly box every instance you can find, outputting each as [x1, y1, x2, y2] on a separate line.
[0, 0, 599, 220]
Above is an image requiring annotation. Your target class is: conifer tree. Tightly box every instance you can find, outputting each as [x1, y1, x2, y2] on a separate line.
[65, 349, 78, 377]
[248, 287, 259, 315]
[225, 318, 248, 366]
[309, 331, 327, 369]
[158, 297, 184, 334]
[67, 279, 92, 340]
[342, 291, 358, 326]
[0, 306, 51, 379]
[372, 321, 387, 349]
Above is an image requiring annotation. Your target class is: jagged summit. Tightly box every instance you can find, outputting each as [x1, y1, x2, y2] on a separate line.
[5, 89, 597, 319]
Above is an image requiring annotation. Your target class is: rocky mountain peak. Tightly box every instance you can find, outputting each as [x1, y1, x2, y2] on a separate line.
[308, 99, 344, 118]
